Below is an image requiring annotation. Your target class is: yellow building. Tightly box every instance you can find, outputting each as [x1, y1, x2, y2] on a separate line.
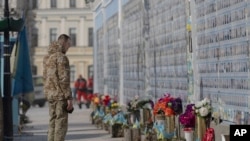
[29, 0, 94, 87]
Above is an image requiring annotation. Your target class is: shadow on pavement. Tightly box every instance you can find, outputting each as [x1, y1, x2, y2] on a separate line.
[66, 132, 108, 140]
[68, 122, 92, 127]
[14, 134, 47, 141]
[68, 128, 100, 133]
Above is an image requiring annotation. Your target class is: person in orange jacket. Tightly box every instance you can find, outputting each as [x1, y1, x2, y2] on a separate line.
[74, 75, 88, 109]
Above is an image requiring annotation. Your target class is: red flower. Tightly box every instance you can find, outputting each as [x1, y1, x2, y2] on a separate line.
[103, 95, 111, 106]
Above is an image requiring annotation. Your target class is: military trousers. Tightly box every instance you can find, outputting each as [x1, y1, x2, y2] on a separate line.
[48, 100, 68, 141]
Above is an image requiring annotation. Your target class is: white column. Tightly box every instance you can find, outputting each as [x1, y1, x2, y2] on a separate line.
[142, 0, 152, 102]
[63, 0, 66, 8]
[46, 0, 49, 9]
[102, 6, 108, 95]
[60, 17, 66, 34]
[58, 0, 64, 8]
[38, 62, 43, 76]
[39, 0, 46, 9]
[93, 11, 98, 93]
[118, 0, 124, 105]
[78, 62, 84, 77]
[78, 62, 88, 79]
[79, 17, 85, 46]
[190, 0, 198, 103]
[83, 62, 87, 78]
[78, 0, 84, 8]
[40, 17, 47, 46]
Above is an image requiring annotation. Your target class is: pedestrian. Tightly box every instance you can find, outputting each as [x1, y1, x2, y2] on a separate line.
[19, 94, 31, 124]
[43, 34, 74, 141]
[74, 75, 88, 109]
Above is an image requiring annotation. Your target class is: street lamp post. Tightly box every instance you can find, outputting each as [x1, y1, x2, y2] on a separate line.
[0, 0, 24, 140]
[3, 0, 13, 140]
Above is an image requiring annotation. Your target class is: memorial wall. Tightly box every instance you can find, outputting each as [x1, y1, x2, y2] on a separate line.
[94, 0, 250, 123]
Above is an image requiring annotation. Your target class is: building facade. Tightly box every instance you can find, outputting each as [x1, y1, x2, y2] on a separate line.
[30, 0, 94, 87]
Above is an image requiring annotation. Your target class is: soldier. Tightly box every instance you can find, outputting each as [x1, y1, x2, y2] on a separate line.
[43, 34, 73, 141]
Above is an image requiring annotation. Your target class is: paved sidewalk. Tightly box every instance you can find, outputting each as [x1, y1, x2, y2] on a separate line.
[14, 103, 123, 141]
[13, 103, 230, 141]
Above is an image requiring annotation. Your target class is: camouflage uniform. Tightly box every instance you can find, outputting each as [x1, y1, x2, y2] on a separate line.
[43, 41, 72, 141]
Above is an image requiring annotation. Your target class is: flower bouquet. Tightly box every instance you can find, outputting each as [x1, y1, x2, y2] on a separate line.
[126, 95, 142, 125]
[127, 99, 139, 113]
[136, 98, 155, 139]
[110, 110, 126, 137]
[123, 96, 143, 141]
[91, 93, 101, 110]
[102, 94, 111, 114]
[135, 98, 154, 125]
[152, 93, 179, 140]
[194, 98, 212, 118]
[179, 104, 195, 141]
[103, 112, 112, 131]
[168, 97, 183, 115]
[136, 99, 154, 110]
[193, 98, 212, 141]
[111, 101, 119, 109]
[110, 101, 119, 116]
[153, 94, 174, 117]
[179, 104, 195, 129]
[93, 108, 105, 123]
[168, 97, 185, 141]
[90, 93, 100, 124]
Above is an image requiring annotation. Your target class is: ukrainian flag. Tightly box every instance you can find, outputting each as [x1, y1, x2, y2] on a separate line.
[11, 26, 34, 96]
